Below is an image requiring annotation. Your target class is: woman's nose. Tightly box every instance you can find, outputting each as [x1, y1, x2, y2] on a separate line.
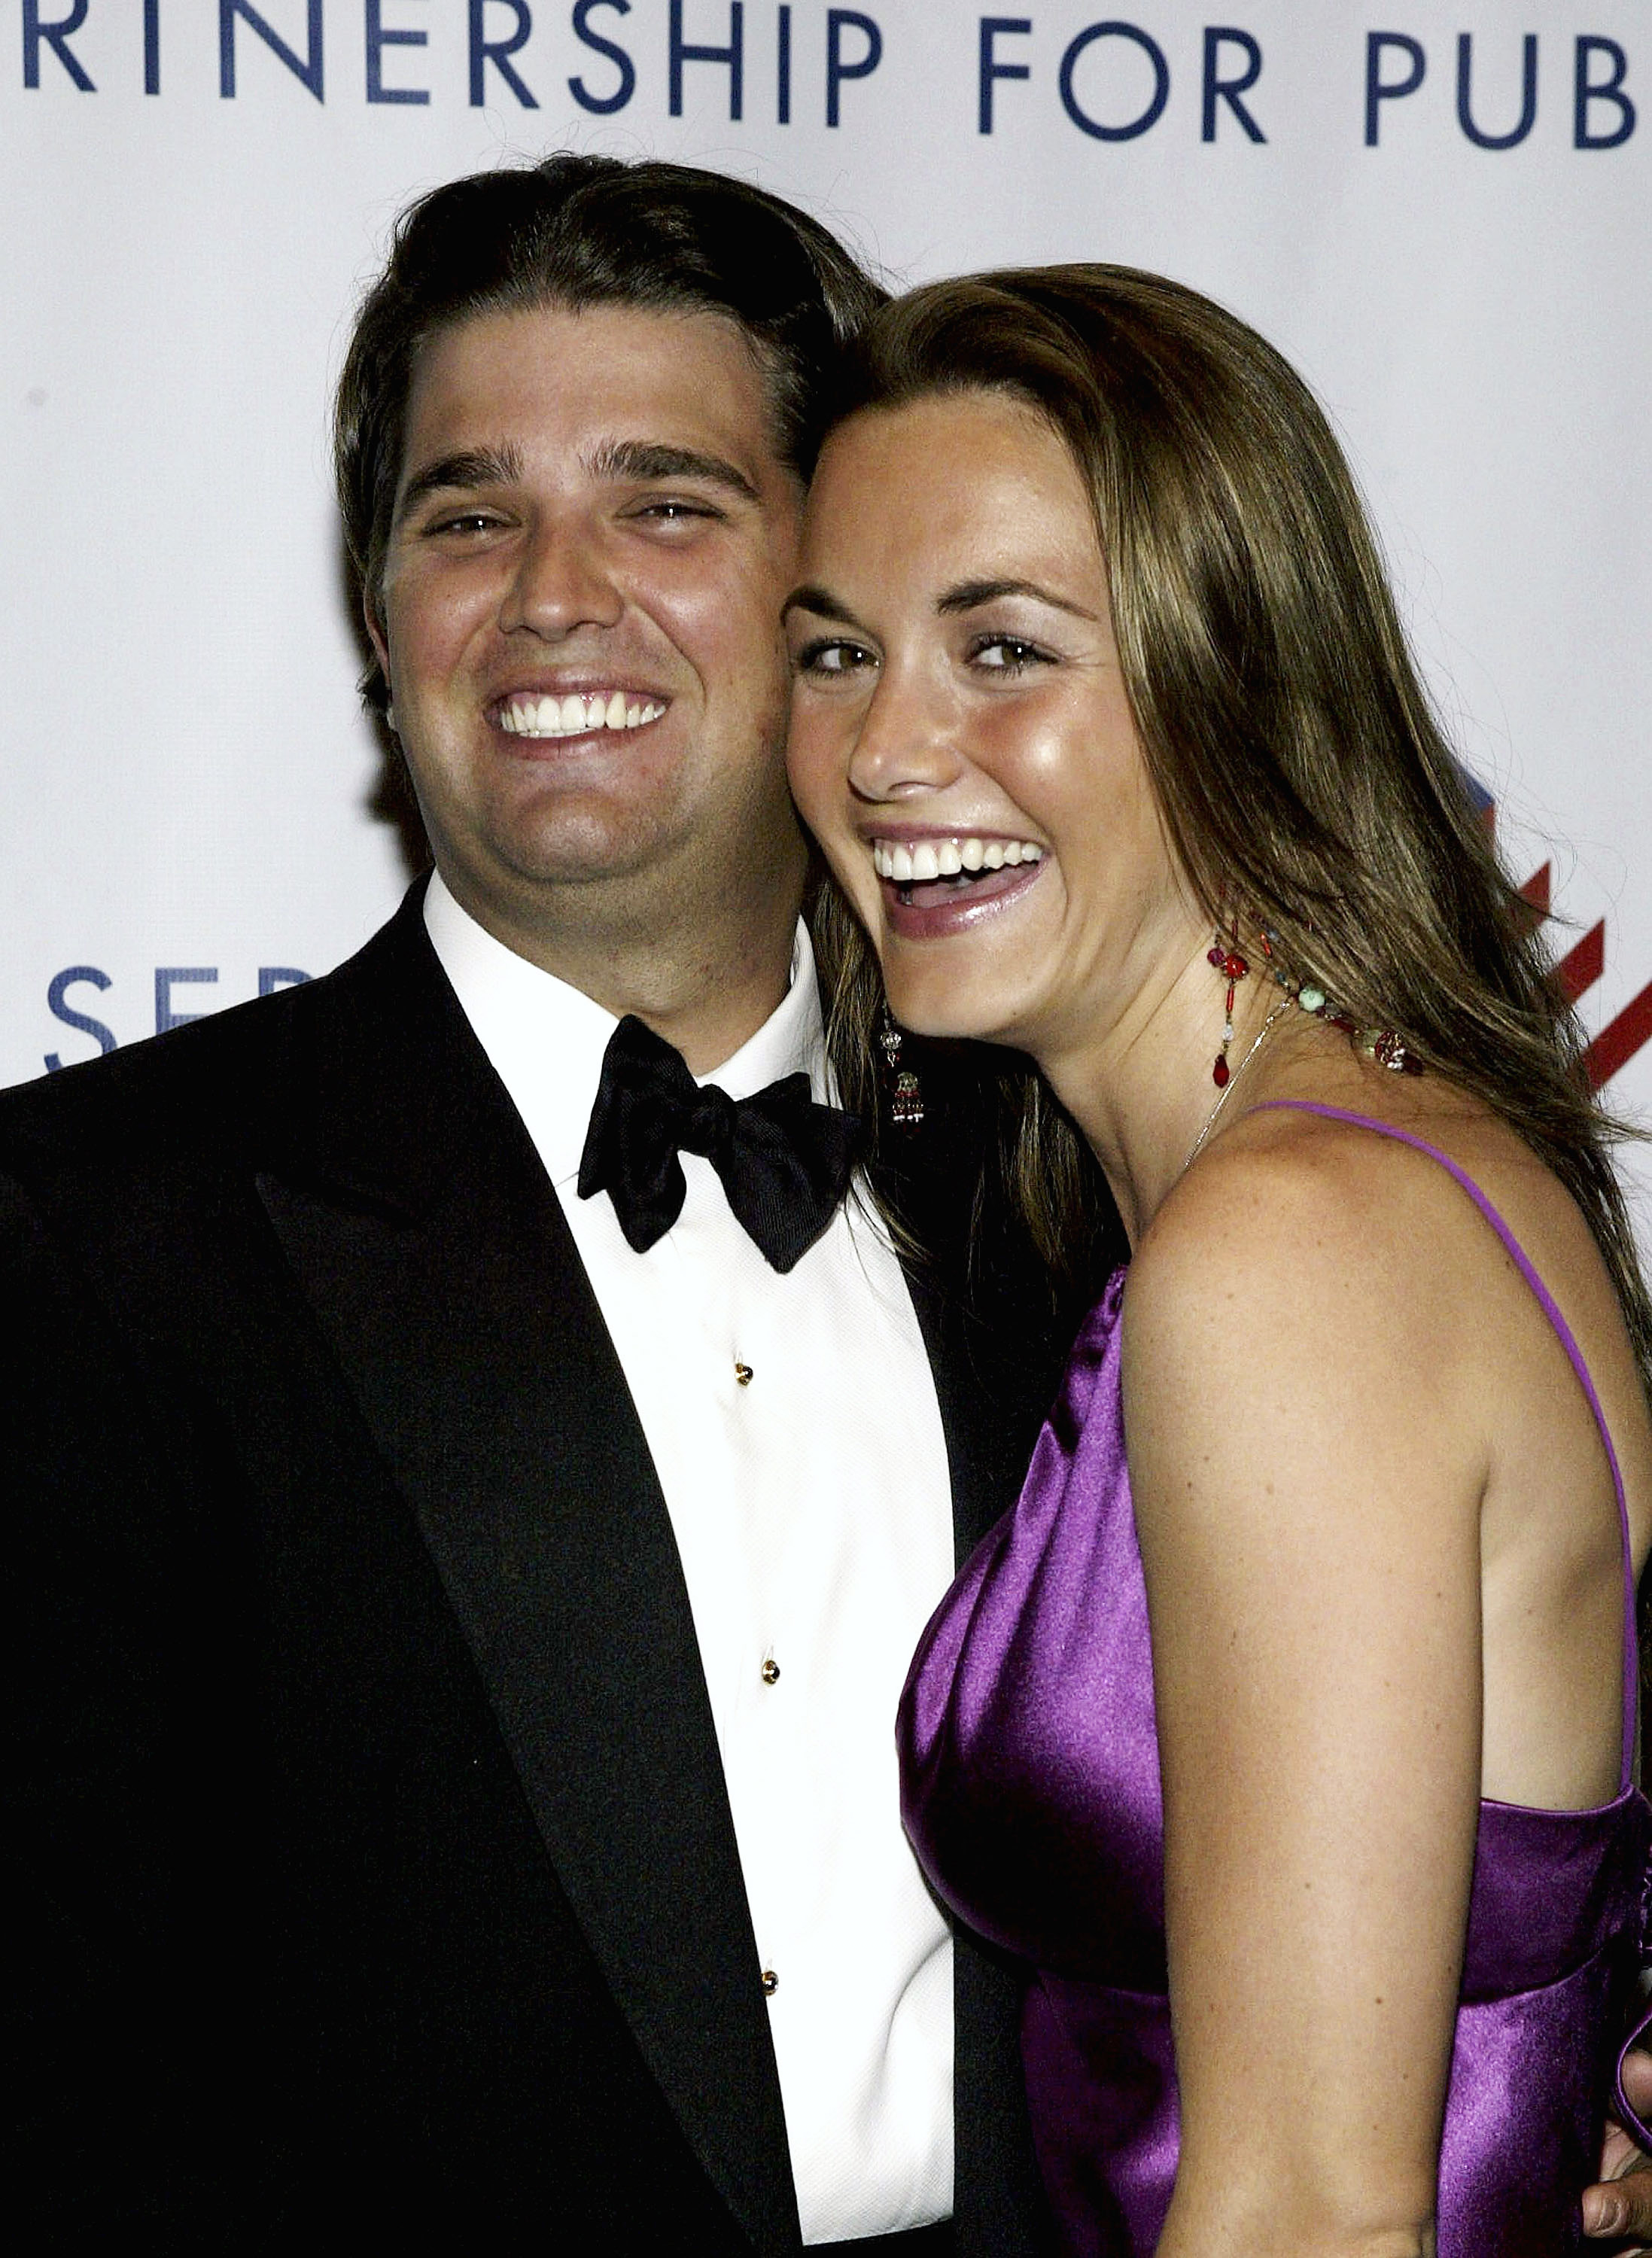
[498, 516, 623, 639]
[845, 666, 965, 803]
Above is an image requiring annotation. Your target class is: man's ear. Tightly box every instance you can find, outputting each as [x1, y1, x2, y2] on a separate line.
[364, 589, 391, 689]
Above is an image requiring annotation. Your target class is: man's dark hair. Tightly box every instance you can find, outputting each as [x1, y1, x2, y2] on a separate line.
[336, 151, 886, 714]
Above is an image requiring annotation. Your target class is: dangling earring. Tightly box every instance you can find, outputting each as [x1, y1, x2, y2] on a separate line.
[385, 702, 399, 738]
[879, 1003, 925, 1130]
[1206, 915, 1250, 1088]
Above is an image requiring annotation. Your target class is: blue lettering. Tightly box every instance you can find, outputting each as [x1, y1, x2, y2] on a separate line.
[145, 0, 160, 93]
[826, 8, 879, 127]
[978, 15, 1030, 134]
[23, 0, 94, 91]
[1365, 31, 1425, 146]
[1576, 35, 1634, 150]
[44, 966, 115, 1073]
[1456, 32, 1536, 150]
[670, 0, 742, 119]
[220, 0, 324, 102]
[569, 0, 633, 112]
[469, 0, 537, 105]
[258, 967, 312, 994]
[777, 0, 790, 121]
[1202, 25, 1263, 143]
[367, 0, 428, 102]
[155, 967, 218, 1035]
[1060, 20, 1168, 142]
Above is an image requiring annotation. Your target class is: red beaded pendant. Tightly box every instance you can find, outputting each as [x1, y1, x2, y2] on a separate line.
[1209, 921, 1249, 1087]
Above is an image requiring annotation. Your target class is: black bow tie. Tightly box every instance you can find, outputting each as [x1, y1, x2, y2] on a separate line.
[577, 1015, 862, 1274]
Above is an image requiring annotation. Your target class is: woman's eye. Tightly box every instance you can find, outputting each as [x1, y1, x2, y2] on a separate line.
[795, 638, 874, 678]
[971, 634, 1049, 672]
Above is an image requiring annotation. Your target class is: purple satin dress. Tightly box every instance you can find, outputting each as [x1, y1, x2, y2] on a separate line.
[900, 1104, 1650, 2256]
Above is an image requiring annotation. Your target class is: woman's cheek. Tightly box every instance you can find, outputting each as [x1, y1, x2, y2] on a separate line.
[785, 714, 836, 820]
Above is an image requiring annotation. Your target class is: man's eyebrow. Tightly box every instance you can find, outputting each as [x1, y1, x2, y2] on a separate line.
[587, 438, 760, 502]
[782, 583, 873, 633]
[396, 444, 524, 518]
[937, 576, 1100, 622]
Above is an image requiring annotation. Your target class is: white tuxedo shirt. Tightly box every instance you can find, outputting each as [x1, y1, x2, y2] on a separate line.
[425, 875, 958, 2241]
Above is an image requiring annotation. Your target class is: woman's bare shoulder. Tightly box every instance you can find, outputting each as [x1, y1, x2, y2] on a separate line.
[1126, 1088, 1495, 1383]
[1124, 1073, 1651, 1574]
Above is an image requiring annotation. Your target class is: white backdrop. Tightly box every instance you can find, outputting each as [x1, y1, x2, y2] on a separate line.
[5, 2, 1647, 1187]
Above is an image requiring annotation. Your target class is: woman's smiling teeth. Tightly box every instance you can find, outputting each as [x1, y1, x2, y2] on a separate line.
[497, 690, 666, 738]
[872, 836, 1045, 883]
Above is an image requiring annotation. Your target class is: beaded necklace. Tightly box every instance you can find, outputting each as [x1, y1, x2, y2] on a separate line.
[1184, 927, 1420, 1176]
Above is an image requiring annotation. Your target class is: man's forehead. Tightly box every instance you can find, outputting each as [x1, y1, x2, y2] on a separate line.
[400, 300, 786, 485]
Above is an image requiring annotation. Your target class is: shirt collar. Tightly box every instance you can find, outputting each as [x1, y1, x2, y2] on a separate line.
[424, 869, 828, 1189]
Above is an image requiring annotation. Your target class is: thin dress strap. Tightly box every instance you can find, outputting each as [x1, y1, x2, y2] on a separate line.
[1253, 1099, 1638, 1789]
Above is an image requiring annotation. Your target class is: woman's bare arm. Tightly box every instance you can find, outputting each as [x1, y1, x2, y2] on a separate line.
[1124, 1145, 1489, 2258]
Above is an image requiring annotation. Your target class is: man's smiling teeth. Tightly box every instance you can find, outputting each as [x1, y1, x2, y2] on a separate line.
[872, 837, 1045, 882]
[497, 691, 665, 738]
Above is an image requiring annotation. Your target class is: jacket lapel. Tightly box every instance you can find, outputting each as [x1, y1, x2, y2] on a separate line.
[873, 1124, 1094, 1571]
[254, 896, 799, 2255]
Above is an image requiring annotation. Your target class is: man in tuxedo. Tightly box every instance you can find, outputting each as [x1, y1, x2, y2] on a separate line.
[5, 154, 1097, 2250]
[8, 152, 1650, 2252]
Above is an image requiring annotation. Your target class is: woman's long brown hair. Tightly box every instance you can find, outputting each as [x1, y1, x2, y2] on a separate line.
[808, 265, 1652, 1385]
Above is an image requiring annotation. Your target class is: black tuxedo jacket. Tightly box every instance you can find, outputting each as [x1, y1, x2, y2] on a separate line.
[5, 887, 1109, 2248]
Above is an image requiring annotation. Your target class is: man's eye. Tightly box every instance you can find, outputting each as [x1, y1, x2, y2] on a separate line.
[971, 634, 1049, 672]
[794, 638, 874, 678]
[631, 498, 721, 524]
[426, 510, 501, 537]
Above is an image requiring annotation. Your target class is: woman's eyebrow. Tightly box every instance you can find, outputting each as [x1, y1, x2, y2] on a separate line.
[937, 575, 1100, 622]
[783, 583, 872, 631]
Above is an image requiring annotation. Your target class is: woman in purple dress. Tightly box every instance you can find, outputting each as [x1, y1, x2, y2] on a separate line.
[786, 267, 1652, 2256]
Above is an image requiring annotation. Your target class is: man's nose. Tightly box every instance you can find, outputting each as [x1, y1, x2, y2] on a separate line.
[846, 664, 965, 804]
[498, 515, 623, 638]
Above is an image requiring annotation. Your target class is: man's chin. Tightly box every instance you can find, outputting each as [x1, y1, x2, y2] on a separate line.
[427, 819, 717, 951]
[453, 803, 689, 892]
